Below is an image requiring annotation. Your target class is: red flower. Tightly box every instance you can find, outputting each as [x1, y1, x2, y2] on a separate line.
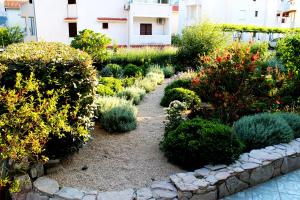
[216, 56, 222, 63]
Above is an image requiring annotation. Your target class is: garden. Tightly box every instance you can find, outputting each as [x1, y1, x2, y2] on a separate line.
[1, 22, 300, 199]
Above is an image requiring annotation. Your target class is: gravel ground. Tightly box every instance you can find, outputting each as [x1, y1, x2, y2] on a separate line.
[48, 79, 184, 192]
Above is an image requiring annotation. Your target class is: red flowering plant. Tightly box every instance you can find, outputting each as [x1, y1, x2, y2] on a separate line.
[191, 43, 286, 124]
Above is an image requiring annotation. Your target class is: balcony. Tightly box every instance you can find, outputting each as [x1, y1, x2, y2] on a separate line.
[20, 2, 34, 18]
[129, 0, 171, 18]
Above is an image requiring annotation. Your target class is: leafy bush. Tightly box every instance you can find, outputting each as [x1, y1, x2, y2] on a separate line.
[162, 65, 175, 78]
[117, 87, 146, 105]
[0, 73, 88, 189]
[275, 112, 300, 138]
[161, 118, 243, 169]
[250, 42, 269, 58]
[165, 79, 191, 93]
[123, 64, 143, 77]
[171, 34, 182, 47]
[98, 77, 123, 94]
[233, 113, 294, 151]
[0, 42, 97, 159]
[161, 88, 201, 109]
[191, 43, 287, 123]
[100, 63, 123, 78]
[97, 85, 115, 96]
[0, 26, 24, 47]
[177, 22, 227, 69]
[135, 77, 157, 93]
[71, 29, 111, 64]
[96, 96, 137, 133]
[109, 47, 177, 66]
[122, 77, 137, 87]
[276, 33, 300, 73]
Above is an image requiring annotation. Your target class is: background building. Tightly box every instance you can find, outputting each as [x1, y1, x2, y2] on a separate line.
[21, 0, 173, 46]
[4, 0, 26, 30]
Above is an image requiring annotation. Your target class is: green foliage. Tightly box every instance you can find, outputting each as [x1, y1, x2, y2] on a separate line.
[123, 64, 143, 77]
[161, 88, 201, 109]
[117, 86, 146, 105]
[146, 65, 165, 85]
[96, 96, 137, 133]
[0, 26, 24, 47]
[109, 47, 177, 66]
[165, 79, 191, 93]
[276, 33, 300, 73]
[171, 34, 182, 47]
[71, 29, 111, 64]
[135, 77, 157, 93]
[250, 42, 269, 58]
[275, 112, 300, 138]
[162, 65, 175, 78]
[98, 77, 123, 94]
[165, 100, 187, 132]
[96, 85, 114, 96]
[177, 22, 227, 68]
[122, 77, 137, 87]
[0, 42, 97, 159]
[0, 73, 88, 188]
[233, 113, 294, 151]
[100, 64, 123, 78]
[161, 118, 243, 169]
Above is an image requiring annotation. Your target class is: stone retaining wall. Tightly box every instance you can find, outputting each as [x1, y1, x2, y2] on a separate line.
[16, 138, 300, 200]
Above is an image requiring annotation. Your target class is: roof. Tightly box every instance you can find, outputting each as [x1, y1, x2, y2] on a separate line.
[4, 0, 28, 9]
[97, 17, 127, 22]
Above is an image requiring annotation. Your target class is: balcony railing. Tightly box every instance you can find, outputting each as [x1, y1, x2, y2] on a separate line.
[129, 0, 170, 4]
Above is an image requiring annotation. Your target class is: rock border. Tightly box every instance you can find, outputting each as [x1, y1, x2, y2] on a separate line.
[16, 138, 300, 200]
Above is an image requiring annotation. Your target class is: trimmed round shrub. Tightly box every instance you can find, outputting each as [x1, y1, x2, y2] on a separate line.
[162, 65, 175, 78]
[117, 87, 146, 105]
[160, 87, 201, 108]
[165, 79, 191, 93]
[97, 84, 115, 96]
[0, 42, 97, 158]
[233, 113, 294, 151]
[135, 78, 157, 93]
[96, 96, 137, 133]
[98, 77, 123, 93]
[100, 63, 123, 78]
[161, 118, 243, 169]
[276, 112, 300, 138]
[123, 64, 143, 77]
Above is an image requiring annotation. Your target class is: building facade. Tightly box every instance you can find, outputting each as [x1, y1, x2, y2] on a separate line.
[178, 0, 281, 34]
[20, 0, 173, 46]
[4, 0, 27, 30]
[277, 0, 300, 28]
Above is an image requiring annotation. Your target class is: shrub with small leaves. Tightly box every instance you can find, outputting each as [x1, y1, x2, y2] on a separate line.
[123, 64, 143, 77]
[165, 100, 187, 132]
[98, 77, 123, 94]
[161, 118, 243, 169]
[96, 96, 137, 133]
[135, 77, 157, 93]
[117, 87, 146, 105]
[164, 79, 191, 93]
[100, 64, 123, 78]
[122, 77, 137, 87]
[160, 87, 201, 109]
[275, 112, 300, 138]
[146, 72, 164, 85]
[162, 65, 175, 78]
[96, 85, 115, 96]
[233, 113, 294, 151]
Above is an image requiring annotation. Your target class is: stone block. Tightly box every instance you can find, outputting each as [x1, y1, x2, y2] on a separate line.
[54, 187, 84, 200]
[249, 164, 274, 186]
[33, 177, 59, 196]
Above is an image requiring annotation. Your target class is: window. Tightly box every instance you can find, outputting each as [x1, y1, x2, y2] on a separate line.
[140, 24, 152, 35]
[282, 18, 286, 23]
[29, 0, 33, 3]
[102, 23, 109, 29]
[68, 0, 76, 4]
[255, 11, 258, 17]
[68, 23, 77, 37]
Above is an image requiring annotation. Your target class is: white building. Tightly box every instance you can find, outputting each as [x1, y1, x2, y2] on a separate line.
[277, 0, 300, 28]
[178, 0, 281, 34]
[4, 0, 27, 30]
[20, 0, 173, 47]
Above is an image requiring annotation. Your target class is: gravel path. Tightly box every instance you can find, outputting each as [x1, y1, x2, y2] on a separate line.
[48, 79, 184, 191]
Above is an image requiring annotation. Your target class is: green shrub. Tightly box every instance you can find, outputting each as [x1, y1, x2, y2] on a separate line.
[96, 96, 137, 133]
[161, 88, 201, 109]
[0, 42, 97, 159]
[97, 84, 115, 96]
[165, 79, 191, 93]
[233, 113, 294, 151]
[100, 63, 123, 78]
[98, 77, 123, 93]
[171, 34, 182, 47]
[71, 29, 111, 64]
[161, 118, 243, 169]
[250, 42, 269, 58]
[0, 26, 24, 47]
[275, 112, 300, 138]
[146, 72, 164, 85]
[109, 47, 177, 66]
[177, 22, 227, 69]
[162, 65, 175, 78]
[165, 100, 187, 132]
[276, 33, 300, 73]
[123, 64, 143, 77]
[135, 77, 157, 93]
[117, 87, 146, 105]
[122, 77, 137, 87]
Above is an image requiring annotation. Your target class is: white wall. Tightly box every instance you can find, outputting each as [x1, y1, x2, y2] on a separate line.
[6, 9, 25, 30]
[172, 10, 179, 34]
